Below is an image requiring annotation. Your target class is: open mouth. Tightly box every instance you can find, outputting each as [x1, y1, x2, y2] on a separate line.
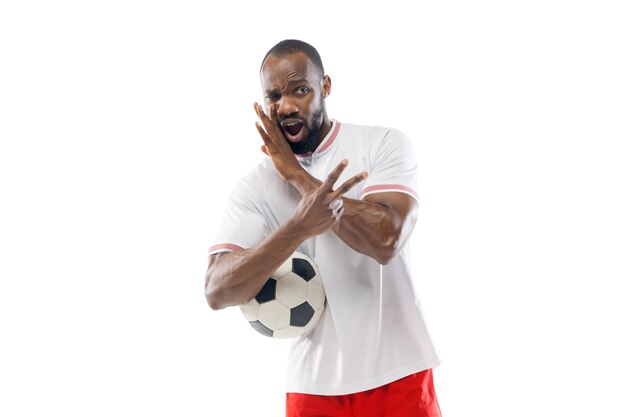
[281, 120, 304, 142]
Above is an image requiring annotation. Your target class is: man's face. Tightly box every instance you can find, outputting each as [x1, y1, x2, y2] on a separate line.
[260, 51, 329, 155]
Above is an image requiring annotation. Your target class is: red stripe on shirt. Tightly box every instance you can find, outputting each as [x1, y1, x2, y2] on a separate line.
[361, 184, 418, 199]
[317, 121, 342, 154]
[208, 243, 243, 253]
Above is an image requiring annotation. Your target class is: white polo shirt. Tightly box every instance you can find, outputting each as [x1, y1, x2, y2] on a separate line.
[209, 120, 440, 395]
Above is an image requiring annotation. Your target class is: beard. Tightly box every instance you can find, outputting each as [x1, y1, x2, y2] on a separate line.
[286, 103, 325, 155]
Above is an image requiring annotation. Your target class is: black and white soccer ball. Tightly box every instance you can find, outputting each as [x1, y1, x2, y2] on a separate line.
[240, 251, 326, 339]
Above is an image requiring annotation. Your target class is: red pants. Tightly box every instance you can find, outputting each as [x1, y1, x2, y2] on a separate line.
[286, 369, 441, 417]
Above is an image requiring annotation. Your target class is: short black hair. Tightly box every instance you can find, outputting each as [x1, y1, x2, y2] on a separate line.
[260, 39, 325, 77]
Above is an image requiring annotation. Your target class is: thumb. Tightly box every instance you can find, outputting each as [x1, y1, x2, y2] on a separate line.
[261, 145, 269, 156]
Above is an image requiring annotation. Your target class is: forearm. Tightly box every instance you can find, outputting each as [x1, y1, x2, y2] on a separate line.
[332, 199, 407, 264]
[205, 220, 308, 310]
[207, 160, 367, 309]
[288, 170, 410, 264]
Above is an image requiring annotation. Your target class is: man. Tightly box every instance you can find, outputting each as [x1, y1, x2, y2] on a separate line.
[205, 39, 442, 417]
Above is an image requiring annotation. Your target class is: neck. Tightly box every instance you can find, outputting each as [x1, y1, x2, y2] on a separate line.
[315, 117, 332, 148]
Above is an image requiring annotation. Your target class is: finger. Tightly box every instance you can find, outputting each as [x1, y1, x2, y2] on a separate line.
[254, 102, 264, 119]
[255, 122, 271, 145]
[255, 103, 272, 127]
[322, 159, 349, 191]
[255, 103, 283, 144]
[331, 171, 368, 198]
[261, 145, 269, 156]
[267, 104, 285, 139]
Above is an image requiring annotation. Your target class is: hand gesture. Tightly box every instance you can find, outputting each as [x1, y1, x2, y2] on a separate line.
[292, 159, 367, 239]
[254, 102, 303, 182]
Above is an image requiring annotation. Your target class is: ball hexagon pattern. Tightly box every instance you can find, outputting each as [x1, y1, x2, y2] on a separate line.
[276, 272, 308, 306]
[239, 251, 326, 339]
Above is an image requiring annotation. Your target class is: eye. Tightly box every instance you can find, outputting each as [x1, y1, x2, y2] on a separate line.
[295, 87, 310, 95]
[266, 93, 281, 102]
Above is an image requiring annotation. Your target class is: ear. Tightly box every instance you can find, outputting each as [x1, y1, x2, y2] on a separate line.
[322, 75, 332, 98]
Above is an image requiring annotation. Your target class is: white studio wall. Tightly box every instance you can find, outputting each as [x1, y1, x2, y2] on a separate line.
[1, 1, 624, 416]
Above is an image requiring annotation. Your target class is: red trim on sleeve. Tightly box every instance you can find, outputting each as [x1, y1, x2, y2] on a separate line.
[209, 243, 243, 253]
[361, 184, 418, 199]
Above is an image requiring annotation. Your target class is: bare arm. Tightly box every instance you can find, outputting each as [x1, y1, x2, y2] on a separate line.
[282, 170, 418, 264]
[204, 219, 307, 310]
[254, 103, 418, 265]
[205, 161, 366, 310]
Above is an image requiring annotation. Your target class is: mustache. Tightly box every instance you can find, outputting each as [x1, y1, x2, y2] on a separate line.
[278, 114, 303, 124]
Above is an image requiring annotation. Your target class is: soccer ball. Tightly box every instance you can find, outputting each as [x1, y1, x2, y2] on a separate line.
[240, 252, 326, 339]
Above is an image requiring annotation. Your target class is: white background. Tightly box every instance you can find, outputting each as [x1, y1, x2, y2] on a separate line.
[1, 1, 625, 416]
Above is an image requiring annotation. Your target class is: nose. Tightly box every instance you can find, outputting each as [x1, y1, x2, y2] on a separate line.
[277, 95, 298, 117]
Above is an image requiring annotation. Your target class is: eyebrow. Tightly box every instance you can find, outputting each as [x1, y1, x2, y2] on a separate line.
[264, 79, 311, 94]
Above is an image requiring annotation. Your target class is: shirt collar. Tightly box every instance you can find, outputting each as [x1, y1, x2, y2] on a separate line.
[295, 120, 341, 161]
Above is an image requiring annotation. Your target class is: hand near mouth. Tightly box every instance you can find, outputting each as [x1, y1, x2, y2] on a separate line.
[254, 102, 305, 182]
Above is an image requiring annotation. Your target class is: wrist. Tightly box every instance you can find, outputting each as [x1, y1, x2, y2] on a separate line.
[288, 169, 320, 195]
[283, 166, 304, 183]
[279, 217, 313, 243]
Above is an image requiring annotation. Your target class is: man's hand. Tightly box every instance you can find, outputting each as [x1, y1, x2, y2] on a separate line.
[291, 159, 367, 239]
[205, 159, 366, 310]
[254, 102, 303, 182]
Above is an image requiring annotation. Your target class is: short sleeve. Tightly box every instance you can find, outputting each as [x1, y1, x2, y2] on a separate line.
[360, 129, 419, 203]
[208, 179, 267, 255]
